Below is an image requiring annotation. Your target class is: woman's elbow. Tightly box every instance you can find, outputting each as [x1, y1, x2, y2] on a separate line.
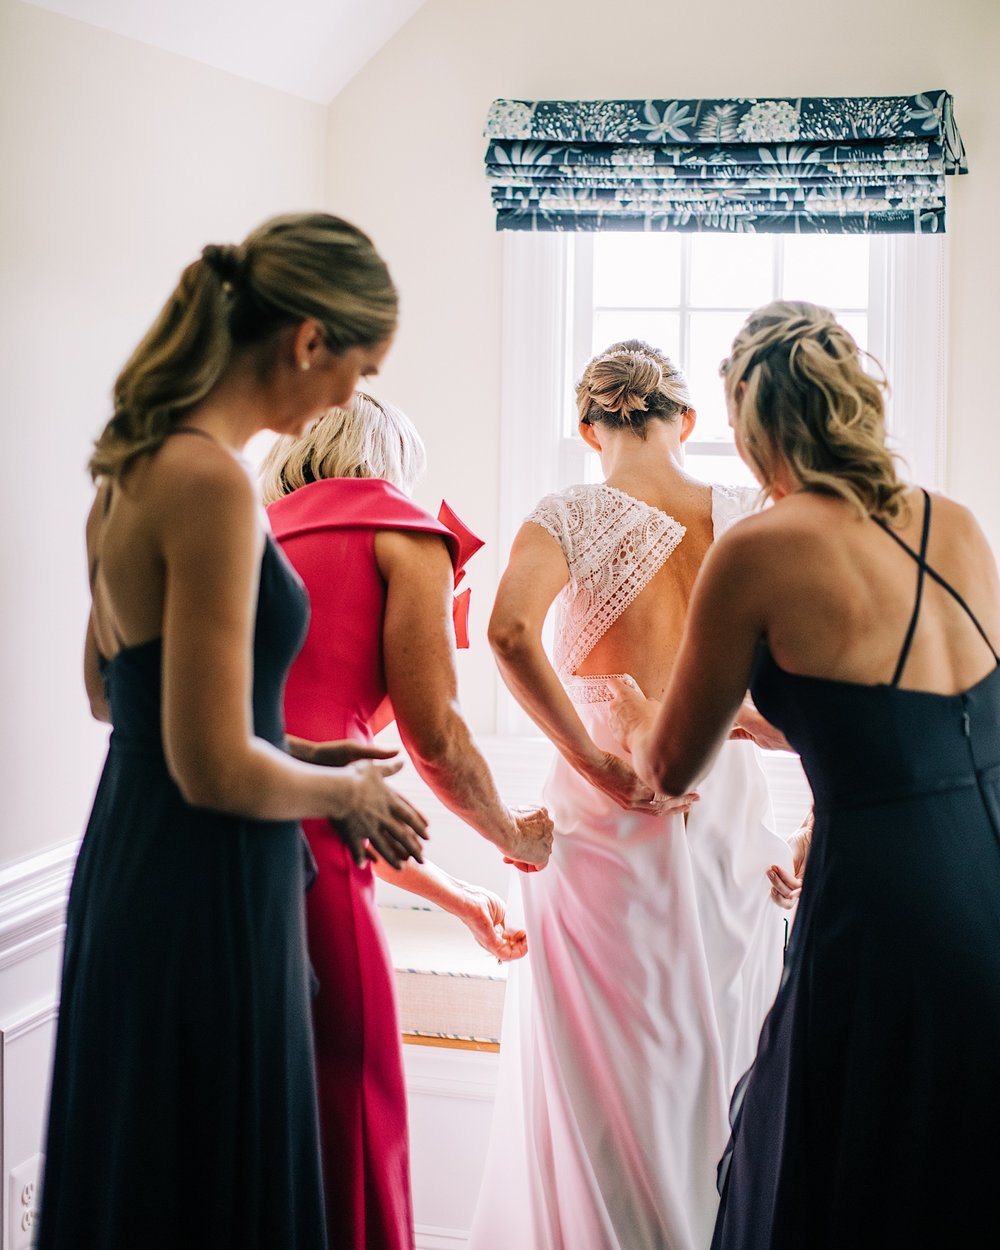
[638, 743, 693, 799]
[170, 768, 219, 810]
[488, 612, 532, 660]
[88, 692, 111, 724]
[655, 762, 695, 798]
[167, 750, 240, 811]
[399, 704, 462, 768]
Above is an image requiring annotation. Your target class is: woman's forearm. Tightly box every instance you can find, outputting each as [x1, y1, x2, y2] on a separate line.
[372, 857, 473, 919]
[491, 631, 602, 775]
[167, 733, 363, 820]
[396, 704, 520, 852]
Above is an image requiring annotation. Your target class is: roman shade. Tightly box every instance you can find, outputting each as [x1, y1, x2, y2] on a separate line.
[484, 91, 966, 233]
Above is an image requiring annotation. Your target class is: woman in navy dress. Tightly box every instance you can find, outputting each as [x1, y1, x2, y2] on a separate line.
[610, 300, 1000, 1249]
[39, 213, 428, 1250]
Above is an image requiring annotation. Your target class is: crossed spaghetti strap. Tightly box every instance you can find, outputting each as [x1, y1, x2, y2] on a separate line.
[871, 488, 1000, 686]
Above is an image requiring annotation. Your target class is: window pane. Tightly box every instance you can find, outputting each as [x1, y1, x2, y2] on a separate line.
[838, 313, 869, 354]
[689, 234, 775, 308]
[687, 310, 750, 442]
[593, 233, 682, 308]
[782, 235, 869, 309]
[592, 310, 681, 358]
[685, 451, 758, 489]
[583, 449, 604, 483]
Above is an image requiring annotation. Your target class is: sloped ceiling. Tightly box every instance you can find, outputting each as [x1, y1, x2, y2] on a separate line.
[21, 0, 428, 103]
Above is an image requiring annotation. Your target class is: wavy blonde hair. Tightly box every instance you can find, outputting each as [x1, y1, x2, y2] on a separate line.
[259, 392, 426, 505]
[91, 213, 398, 481]
[576, 339, 691, 440]
[722, 301, 906, 519]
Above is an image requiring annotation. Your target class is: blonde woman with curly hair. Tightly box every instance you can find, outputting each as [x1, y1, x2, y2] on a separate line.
[611, 302, 1000, 1250]
[471, 340, 791, 1250]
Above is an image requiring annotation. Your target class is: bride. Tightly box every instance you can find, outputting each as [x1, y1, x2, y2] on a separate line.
[468, 342, 792, 1250]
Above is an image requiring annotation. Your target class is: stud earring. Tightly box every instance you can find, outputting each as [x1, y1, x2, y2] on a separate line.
[300, 360, 310, 372]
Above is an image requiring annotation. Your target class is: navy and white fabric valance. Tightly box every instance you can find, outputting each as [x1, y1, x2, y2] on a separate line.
[484, 91, 967, 234]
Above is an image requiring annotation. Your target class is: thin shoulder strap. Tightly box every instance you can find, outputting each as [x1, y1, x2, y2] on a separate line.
[872, 489, 1000, 677]
[878, 490, 931, 686]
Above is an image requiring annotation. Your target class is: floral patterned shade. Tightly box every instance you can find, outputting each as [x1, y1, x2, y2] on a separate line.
[484, 92, 966, 233]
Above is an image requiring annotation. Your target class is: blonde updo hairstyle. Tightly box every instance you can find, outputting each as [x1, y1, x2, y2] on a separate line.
[722, 301, 906, 519]
[260, 392, 426, 505]
[91, 212, 399, 481]
[576, 339, 692, 440]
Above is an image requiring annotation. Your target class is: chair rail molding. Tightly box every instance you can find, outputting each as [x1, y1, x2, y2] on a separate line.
[0, 842, 76, 977]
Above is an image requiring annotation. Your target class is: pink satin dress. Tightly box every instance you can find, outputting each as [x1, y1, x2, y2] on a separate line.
[268, 478, 478, 1250]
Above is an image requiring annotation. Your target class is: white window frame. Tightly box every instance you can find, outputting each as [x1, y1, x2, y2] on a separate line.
[500, 232, 948, 553]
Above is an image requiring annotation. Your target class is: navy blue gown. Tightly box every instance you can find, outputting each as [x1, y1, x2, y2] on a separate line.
[712, 493, 1000, 1250]
[39, 535, 327, 1249]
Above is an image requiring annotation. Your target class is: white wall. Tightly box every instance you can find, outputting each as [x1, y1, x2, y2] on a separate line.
[324, 0, 1000, 736]
[0, 0, 327, 868]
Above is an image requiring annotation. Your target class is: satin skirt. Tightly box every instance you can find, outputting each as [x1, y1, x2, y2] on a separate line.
[470, 700, 789, 1250]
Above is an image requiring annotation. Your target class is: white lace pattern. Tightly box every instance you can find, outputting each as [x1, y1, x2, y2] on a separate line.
[526, 484, 686, 678]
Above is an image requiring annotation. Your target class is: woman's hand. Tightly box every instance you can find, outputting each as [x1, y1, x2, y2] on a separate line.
[458, 884, 528, 961]
[288, 735, 399, 768]
[767, 811, 813, 909]
[730, 699, 794, 752]
[499, 806, 554, 873]
[581, 751, 699, 816]
[331, 759, 429, 870]
[606, 680, 659, 755]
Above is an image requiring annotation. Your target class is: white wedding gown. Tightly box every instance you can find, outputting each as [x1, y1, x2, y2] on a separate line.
[469, 483, 792, 1250]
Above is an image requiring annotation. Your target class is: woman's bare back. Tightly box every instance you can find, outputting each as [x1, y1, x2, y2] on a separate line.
[87, 431, 252, 661]
[743, 487, 1000, 697]
[576, 474, 716, 696]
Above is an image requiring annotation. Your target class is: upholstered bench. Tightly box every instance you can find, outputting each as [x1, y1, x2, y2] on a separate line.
[380, 906, 507, 1051]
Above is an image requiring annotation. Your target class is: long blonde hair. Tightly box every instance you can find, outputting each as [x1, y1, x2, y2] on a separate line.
[260, 392, 426, 505]
[576, 339, 691, 440]
[91, 213, 398, 481]
[722, 301, 906, 519]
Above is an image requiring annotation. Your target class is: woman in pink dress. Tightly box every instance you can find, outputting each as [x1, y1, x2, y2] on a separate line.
[262, 394, 552, 1250]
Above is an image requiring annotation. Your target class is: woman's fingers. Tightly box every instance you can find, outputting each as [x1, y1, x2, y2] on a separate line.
[767, 864, 802, 909]
[366, 828, 405, 869]
[371, 813, 426, 865]
[629, 790, 699, 814]
[350, 744, 399, 761]
[394, 794, 429, 838]
[374, 758, 404, 779]
[362, 807, 425, 866]
[335, 827, 375, 869]
[503, 856, 543, 873]
[496, 930, 528, 961]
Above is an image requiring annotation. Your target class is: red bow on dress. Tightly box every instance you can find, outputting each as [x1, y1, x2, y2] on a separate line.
[438, 500, 485, 649]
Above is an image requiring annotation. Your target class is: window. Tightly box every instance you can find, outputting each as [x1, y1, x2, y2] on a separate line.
[566, 232, 883, 489]
[499, 230, 947, 557]
[496, 230, 949, 816]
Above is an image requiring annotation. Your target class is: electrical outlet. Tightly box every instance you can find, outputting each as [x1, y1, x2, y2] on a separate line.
[8, 1154, 43, 1250]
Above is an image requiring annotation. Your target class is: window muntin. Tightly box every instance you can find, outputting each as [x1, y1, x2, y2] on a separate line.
[569, 232, 880, 489]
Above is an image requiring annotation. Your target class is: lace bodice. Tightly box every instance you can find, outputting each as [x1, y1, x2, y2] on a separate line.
[526, 482, 758, 679]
